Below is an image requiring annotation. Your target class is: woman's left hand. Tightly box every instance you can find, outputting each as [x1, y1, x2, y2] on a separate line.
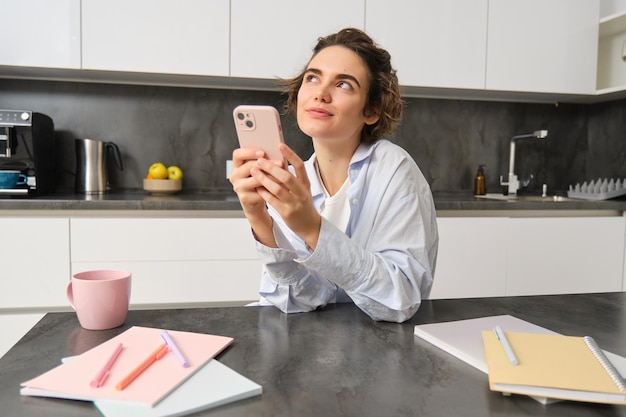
[251, 143, 322, 249]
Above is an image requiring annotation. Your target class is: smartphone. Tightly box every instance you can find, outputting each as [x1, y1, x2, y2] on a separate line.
[233, 105, 285, 162]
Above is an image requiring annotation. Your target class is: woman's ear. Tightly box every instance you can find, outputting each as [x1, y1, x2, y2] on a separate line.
[363, 107, 380, 126]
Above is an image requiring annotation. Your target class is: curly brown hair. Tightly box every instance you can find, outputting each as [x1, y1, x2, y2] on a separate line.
[280, 28, 403, 145]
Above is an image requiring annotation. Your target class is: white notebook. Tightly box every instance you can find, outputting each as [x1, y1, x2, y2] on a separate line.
[94, 359, 262, 417]
[414, 315, 557, 373]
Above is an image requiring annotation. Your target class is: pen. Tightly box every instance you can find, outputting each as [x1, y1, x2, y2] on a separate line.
[90, 343, 124, 388]
[160, 330, 189, 368]
[115, 343, 169, 390]
[493, 325, 519, 366]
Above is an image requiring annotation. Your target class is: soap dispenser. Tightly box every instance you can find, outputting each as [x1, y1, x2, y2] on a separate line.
[474, 165, 486, 196]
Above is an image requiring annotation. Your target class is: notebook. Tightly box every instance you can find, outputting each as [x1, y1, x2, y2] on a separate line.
[94, 359, 262, 417]
[413, 315, 557, 373]
[413, 315, 626, 404]
[20, 326, 233, 406]
[482, 331, 626, 405]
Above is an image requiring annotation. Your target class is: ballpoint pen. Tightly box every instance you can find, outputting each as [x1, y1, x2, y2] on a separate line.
[90, 343, 124, 388]
[161, 330, 189, 368]
[115, 343, 169, 390]
[493, 325, 519, 366]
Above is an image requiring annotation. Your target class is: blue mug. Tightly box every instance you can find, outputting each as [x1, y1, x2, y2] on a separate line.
[0, 170, 28, 189]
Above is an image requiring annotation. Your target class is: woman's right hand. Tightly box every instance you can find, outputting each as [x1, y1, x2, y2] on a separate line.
[229, 148, 282, 247]
[229, 148, 269, 217]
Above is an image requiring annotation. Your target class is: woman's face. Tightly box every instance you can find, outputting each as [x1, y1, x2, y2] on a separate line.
[296, 45, 379, 146]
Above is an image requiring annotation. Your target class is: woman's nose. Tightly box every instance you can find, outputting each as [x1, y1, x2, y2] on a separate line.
[315, 84, 331, 102]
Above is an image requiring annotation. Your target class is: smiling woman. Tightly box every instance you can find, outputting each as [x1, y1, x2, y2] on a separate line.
[294, 45, 380, 165]
[229, 28, 438, 323]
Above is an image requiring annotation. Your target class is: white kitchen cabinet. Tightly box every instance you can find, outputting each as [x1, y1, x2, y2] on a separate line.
[0, 0, 617, 103]
[430, 217, 508, 299]
[365, 0, 488, 90]
[230, 0, 364, 80]
[70, 217, 262, 306]
[0, 218, 70, 309]
[597, 6, 626, 93]
[81, 0, 229, 76]
[506, 217, 625, 296]
[433, 215, 625, 300]
[0, 0, 80, 69]
[486, 0, 599, 95]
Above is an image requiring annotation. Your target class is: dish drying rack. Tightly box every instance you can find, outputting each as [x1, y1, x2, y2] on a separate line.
[567, 178, 626, 201]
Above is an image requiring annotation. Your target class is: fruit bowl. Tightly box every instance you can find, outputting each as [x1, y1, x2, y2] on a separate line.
[143, 179, 182, 195]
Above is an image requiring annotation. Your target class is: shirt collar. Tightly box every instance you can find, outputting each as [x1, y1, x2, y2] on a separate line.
[307, 141, 377, 200]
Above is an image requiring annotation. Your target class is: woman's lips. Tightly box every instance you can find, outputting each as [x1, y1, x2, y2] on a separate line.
[306, 107, 332, 118]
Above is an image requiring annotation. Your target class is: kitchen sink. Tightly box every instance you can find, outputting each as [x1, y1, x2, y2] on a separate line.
[476, 193, 576, 202]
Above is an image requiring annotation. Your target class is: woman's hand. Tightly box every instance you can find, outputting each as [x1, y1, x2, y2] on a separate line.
[229, 148, 269, 216]
[229, 148, 282, 247]
[251, 143, 322, 250]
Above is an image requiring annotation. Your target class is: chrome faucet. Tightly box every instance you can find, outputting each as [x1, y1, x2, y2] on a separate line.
[500, 130, 548, 195]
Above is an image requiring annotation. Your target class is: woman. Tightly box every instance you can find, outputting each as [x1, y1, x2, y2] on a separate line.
[230, 28, 438, 323]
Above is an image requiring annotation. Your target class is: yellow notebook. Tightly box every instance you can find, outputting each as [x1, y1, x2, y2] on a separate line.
[482, 331, 626, 405]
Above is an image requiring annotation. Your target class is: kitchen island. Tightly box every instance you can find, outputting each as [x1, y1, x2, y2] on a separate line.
[1, 292, 625, 417]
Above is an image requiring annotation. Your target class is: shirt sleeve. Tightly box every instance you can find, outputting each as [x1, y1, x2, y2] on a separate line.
[303, 191, 435, 323]
[256, 221, 338, 313]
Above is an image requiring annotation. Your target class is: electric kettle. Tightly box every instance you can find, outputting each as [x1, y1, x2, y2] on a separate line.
[75, 138, 123, 194]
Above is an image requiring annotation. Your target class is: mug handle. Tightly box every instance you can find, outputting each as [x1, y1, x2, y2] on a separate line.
[66, 281, 77, 311]
[17, 174, 28, 185]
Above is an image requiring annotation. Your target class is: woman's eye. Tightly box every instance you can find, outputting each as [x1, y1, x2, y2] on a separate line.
[337, 81, 352, 90]
[305, 74, 319, 83]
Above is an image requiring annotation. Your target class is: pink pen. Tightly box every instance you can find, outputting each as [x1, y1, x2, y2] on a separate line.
[90, 343, 124, 388]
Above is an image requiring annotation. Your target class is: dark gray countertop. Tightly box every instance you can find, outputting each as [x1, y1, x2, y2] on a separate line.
[1, 188, 626, 212]
[2, 293, 625, 416]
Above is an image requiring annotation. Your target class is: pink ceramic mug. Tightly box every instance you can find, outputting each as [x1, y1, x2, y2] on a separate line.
[66, 270, 132, 330]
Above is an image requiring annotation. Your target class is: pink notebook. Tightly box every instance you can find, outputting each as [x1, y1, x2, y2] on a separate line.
[21, 326, 233, 406]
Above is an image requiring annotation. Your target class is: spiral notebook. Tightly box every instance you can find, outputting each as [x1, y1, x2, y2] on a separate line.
[482, 331, 626, 405]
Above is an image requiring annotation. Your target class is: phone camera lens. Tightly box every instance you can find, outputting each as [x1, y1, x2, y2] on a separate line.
[246, 120, 254, 128]
[237, 112, 245, 120]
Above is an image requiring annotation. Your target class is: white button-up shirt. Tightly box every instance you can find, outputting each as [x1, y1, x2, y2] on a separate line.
[255, 139, 438, 322]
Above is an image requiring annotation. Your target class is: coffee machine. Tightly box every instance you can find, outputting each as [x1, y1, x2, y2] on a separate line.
[0, 109, 55, 197]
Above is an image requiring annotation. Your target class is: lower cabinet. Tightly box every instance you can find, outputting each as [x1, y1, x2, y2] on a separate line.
[433, 215, 625, 299]
[430, 217, 508, 299]
[0, 217, 70, 309]
[70, 217, 262, 307]
[2, 213, 623, 310]
[506, 217, 625, 296]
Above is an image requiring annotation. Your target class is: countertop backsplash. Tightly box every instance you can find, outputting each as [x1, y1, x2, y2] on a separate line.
[0, 78, 624, 195]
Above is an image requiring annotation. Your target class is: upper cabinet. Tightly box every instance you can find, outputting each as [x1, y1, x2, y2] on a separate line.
[486, 0, 599, 95]
[0, 0, 80, 69]
[82, 0, 230, 76]
[230, 0, 364, 80]
[2, 0, 621, 102]
[365, 0, 488, 90]
[597, 1, 626, 94]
